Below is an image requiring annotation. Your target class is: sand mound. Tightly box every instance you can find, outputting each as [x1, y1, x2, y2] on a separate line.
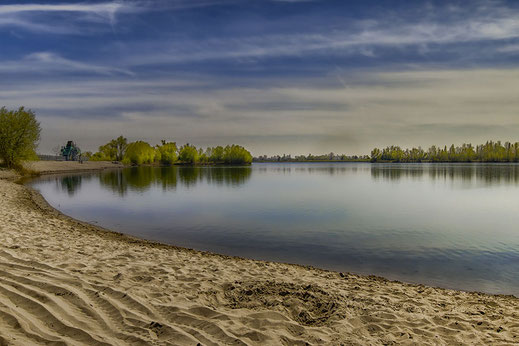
[0, 172, 518, 345]
[224, 281, 341, 327]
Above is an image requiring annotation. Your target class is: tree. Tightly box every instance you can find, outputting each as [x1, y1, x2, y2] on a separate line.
[112, 136, 128, 161]
[369, 141, 519, 163]
[222, 144, 253, 164]
[198, 147, 209, 163]
[156, 141, 178, 165]
[208, 145, 225, 163]
[91, 136, 127, 161]
[83, 151, 93, 160]
[93, 143, 116, 161]
[370, 148, 381, 162]
[122, 141, 156, 165]
[179, 144, 199, 164]
[0, 106, 41, 168]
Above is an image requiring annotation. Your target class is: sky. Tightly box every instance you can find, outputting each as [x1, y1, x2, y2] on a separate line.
[1, 0, 519, 156]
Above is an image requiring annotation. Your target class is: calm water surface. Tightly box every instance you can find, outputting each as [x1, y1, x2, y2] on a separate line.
[31, 163, 519, 296]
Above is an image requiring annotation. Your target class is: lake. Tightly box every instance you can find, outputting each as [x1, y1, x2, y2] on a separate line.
[30, 163, 519, 296]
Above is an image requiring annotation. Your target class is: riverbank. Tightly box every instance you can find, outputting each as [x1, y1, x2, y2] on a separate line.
[24, 160, 125, 175]
[0, 163, 518, 345]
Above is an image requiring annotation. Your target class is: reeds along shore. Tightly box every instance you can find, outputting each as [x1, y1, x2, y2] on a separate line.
[0, 162, 518, 345]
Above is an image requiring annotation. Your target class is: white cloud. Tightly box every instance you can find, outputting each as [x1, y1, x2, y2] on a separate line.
[0, 3, 124, 15]
[120, 3, 519, 66]
[0, 1, 233, 34]
[3, 67, 519, 155]
[0, 52, 134, 76]
[0, 2, 132, 33]
[498, 44, 519, 53]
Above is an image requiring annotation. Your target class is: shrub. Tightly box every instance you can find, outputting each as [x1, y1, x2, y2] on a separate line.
[0, 106, 41, 168]
[156, 141, 178, 165]
[208, 146, 224, 163]
[179, 144, 199, 164]
[223, 144, 252, 164]
[91, 136, 127, 161]
[122, 141, 157, 165]
[90, 152, 111, 161]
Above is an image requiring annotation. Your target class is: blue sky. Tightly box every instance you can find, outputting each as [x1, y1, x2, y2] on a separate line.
[1, 0, 519, 155]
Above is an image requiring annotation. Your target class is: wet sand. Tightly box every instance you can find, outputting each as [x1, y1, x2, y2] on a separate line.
[0, 162, 517, 345]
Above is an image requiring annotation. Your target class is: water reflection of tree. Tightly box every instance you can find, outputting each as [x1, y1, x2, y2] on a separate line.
[206, 167, 252, 187]
[256, 164, 368, 176]
[157, 166, 178, 190]
[59, 175, 83, 196]
[99, 167, 155, 195]
[126, 167, 156, 190]
[371, 164, 519, 184]
[99, 170, 127, 196]
[177, 167, 201, 187]
[98, 166, 252, 196]
[54, 173, 96, 196]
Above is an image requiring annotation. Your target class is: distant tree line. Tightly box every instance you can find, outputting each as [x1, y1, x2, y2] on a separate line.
[370, 141, 519, 162]
[4, 104, 519, 170]
[88, 136, 252, 165]
[254, 153, 370, 162]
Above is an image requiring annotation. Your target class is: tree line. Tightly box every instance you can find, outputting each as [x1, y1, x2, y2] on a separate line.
[88, 137, 253, 165]
[3, 106, 519, 169]
[370, 141, 519, 162]
[254, 153, 370, 162]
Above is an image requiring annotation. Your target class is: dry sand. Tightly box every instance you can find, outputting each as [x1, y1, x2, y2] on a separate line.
[0, 162, 518, 345]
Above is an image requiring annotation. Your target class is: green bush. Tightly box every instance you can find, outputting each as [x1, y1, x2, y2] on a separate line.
[122, 141, 157, 165]
[90, 152, 111, 161]
[179, 144, 199, 164]
[91, 136, 127, 161]
[208, 146, 224, 163]
[91, 138, 252, 166]
[0, 106, 41, 168]
[223, 144, 252, 164]
[156, 141, 178, 165]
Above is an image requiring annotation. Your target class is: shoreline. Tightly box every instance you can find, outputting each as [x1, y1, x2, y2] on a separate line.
[0, 162, 518, 344]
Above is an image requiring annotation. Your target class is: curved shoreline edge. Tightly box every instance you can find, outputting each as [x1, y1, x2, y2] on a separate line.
[0, 162, 518, 345]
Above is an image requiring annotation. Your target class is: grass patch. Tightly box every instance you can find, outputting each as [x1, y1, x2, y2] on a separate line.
[10, 163, 40, 177]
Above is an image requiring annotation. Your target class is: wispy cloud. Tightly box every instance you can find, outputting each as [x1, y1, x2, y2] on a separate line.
[0, 2, 132, 33]
[0, 1, 238, 34]
[0, 3, 124, 15]
[119, 1, 519, 66]
[3, 67, 519, 155]
[498, 44, 519, 53]
[2, 0, 519, 155]
[0, 52, 134, 76]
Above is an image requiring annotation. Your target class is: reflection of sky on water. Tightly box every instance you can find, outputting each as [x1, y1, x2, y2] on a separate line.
[31, 163, 519, 296]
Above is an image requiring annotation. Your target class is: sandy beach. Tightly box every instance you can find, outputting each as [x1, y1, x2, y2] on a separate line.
[0, 163, 518, 345]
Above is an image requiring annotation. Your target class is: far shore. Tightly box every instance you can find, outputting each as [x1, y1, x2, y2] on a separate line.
[0, 161, 518, 345]
[23, 160, 253, 176]
[253, 160, 519, 163]
[24, 160, 125, 175]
